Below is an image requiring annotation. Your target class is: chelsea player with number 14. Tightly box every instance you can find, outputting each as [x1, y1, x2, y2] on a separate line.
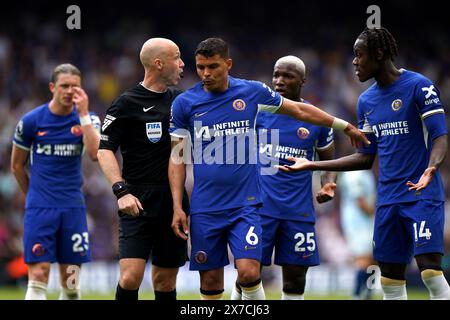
[279, 27, 450, 300]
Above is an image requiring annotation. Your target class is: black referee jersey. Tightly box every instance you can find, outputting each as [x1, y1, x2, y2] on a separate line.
[99, 83, 182, 184]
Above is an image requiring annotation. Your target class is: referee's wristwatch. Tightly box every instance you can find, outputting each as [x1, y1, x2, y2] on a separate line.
[112, 181, 130, 199]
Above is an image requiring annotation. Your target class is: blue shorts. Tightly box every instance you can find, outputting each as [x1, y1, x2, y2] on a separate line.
[24, 208, 91, 264]
[374, 200, 445, 264]
[189, 206, 262, 271]
[260, 215, 320, 267]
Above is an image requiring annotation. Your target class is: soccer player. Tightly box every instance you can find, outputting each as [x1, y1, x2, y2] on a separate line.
[231, 55, 337, 300]
[339, 170, 376, 299]
[11, 63, 101, 300]
[168, 38, 368, 300]
[278, 27, 450, 300]
[97, 38, 189, 301]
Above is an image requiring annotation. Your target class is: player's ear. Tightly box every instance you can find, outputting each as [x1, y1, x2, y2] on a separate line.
[155, 58, 163, 70]
[226, 58, 232, 71]
[300, 77, 306, 87]
[49, 82, 55, 93]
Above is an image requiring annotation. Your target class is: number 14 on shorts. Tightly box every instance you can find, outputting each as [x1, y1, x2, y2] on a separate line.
[413, 221, 431, 242]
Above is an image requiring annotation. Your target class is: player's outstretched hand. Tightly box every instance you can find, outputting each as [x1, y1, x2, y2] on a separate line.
[343, 123, 370, 148]
[118, 193, 144, 217]
[406, 166, 436, 192]
[316, 182, 337, 203]
[72, 87, 89, 115]
[275, 156, 312, 173]
[172, 208, 189, 240]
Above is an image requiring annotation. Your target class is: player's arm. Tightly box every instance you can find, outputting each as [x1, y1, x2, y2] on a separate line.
[277, 152, 376, 173]
[73, 87, 100, 161]
[276, 98, 370, 147]
[169, 138, 189, 240]
[357, 196, 375, 216]
[407, 79, 448, 191]
[406, 133, 448, 191]
[11, 145, 30, 194]
[97, 149, 143, 217]
[315, 144, 337, 203]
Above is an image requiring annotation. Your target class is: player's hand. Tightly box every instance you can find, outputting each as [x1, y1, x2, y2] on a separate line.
[275, 156, 312, 173]
[72, 87, 89, 116]
[172, 208, 189, 240]
[118, 193, 143, 217]
[343, 123, 370, 148]
[316, 182, 337, 203]
[406, 166, 436, 192]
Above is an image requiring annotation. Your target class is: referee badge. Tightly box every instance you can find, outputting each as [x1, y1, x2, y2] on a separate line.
[146, 122, 162, 143]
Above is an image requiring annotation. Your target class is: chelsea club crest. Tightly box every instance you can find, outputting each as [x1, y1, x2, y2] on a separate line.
[146, 122, 162, 143]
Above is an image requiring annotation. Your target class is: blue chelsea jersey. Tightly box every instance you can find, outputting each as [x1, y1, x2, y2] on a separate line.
[357, 70, 447, 205]
[13, 103, 101, 208]
[170, 76, 283, 214]
[256, 100, 334, 222]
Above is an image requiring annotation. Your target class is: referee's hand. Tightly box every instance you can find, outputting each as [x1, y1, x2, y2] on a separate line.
[172, 208, 189, 240]
[118, 194, 144, 217]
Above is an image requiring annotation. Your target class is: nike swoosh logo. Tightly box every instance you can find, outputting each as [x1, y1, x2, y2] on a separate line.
[37, 131, 48, 136]
[143, 106, 156, 112]
[194, 111, 208, 118]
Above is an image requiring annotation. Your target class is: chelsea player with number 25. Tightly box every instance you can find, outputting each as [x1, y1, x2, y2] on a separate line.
[169, 38, 368, 300]
[279, 27, 450, 300]
[11, 64, 100, 300]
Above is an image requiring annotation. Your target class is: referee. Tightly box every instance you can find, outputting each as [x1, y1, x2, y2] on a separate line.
[97, 38, 189, 301]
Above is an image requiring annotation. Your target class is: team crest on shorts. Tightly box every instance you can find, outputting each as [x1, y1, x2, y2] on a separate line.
[146, 122, 162, 143]
[194, 251, 207, 264]
[297, 127, 310, 139]
[391, 99, 402, 111]
[32, 243, 45, 256]
[71, 125, 83, 136]
[232, 99, 246, 111]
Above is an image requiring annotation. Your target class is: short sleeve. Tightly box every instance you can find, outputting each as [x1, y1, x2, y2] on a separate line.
[98, 98, 124, 152]
[414, 76, 445, 119]
[254, 81, 283, 113]
[13, 114, 35, 151]
[169, 95, 190, 138]
[356, 97, 377, 154]
[316, 127, 334, 151]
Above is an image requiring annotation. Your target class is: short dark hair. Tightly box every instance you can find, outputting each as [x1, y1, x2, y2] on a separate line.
[357, 27, 399, 61]
[51, 63, 81, 83]
[195, 38, 229, 59]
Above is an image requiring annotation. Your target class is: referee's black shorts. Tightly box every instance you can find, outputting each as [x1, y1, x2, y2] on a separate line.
[118, 183, 189, 268]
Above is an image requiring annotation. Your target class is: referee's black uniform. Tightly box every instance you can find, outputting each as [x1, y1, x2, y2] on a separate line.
[99, 83, 189, 267]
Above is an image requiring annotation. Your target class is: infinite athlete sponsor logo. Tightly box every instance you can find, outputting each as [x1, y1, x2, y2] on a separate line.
[232, 99, 246, 111]
[36, 143, 83, 156]
[170, 120, 280, 175]
[391, 99, 402, 111]
[259, 143, 307, 160]
[371, 121, 409, 137]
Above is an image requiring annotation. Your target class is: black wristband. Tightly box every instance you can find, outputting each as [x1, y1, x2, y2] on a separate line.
[112, 181, 130, 200]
